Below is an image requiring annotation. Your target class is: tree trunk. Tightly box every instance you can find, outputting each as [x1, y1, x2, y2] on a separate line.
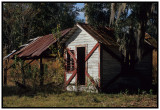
[137, 21, 146, 61]
[85, 3, 88, 24]
[137, 3, 150, 61]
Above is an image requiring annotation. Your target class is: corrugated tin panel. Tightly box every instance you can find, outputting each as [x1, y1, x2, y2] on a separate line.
[77, 23, 117, 46]
[12, 28, 72, 58]
[77, 23, 122, 60]
[77, 23, 157, 60]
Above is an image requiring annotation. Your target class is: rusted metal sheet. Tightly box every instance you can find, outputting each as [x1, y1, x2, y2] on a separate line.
[77, 23, 117, 46]
[12, 28, 71, 59]
[77, 23, 122, 61]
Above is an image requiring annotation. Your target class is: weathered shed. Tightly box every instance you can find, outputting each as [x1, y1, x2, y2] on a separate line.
[62, 23, 157, 92]
[5, 23, 157, 92]
[62, 23, 121, 92]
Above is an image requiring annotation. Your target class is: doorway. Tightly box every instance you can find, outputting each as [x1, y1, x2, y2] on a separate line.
[77, 47, 85, 85]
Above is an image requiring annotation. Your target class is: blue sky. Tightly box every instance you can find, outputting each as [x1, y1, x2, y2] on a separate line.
[76, 3, 85, 20]
[75, 3, 132, 20]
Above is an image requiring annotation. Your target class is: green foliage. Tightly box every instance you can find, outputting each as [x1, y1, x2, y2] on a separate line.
[84, 3, 157, 61]
[52, 59, 64, 85]
[9, 23, 65, 93]
[10, 56, 23, 82]
[10, 57, 39, 88]
[3, 3, 37, 53]
[76, 19, 85, 23]
[31, 3, 78, 37]
[85, 77, 99, 93]
[3, 3, 79, 54]
[10, 57, 65, 93]
[149, 89, 153, 95]
[84, 3, 111, 27]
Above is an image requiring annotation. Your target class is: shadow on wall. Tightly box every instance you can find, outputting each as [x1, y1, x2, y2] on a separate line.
[102, 72, 157, 94]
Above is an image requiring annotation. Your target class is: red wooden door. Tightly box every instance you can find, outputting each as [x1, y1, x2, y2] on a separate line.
[64, 42, 100, 90]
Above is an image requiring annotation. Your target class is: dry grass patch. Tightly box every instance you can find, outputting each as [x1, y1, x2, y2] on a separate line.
[3, 87, 157, 107]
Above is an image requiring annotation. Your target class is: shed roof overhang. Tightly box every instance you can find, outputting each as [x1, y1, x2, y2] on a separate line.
[10, 28, 72, 60]
[5, 23, 157, 61]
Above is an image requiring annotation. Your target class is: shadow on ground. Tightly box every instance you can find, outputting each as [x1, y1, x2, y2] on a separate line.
[3, 82, 65, 97]
[102, 85, 158, 95]
[3, 83, 157, 98]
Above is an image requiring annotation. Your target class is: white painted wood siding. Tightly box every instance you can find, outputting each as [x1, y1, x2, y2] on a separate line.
[65, 26, 99, 91]
[102, 48, 121, 88]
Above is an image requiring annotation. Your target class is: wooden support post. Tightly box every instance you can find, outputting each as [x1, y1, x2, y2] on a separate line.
[21, 60, 25, 85]
[4, 67, 7, 86]
[98, 43, 101, 88]
[4, 60, 8, 86]
[40, 57, 44, 86]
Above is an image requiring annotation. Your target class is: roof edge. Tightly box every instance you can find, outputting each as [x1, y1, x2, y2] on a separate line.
[76, 23, 101, 43]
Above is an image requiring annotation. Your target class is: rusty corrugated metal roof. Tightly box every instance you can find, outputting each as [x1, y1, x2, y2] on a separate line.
[77, 23, 122, 60]
[10, 23, 156, 60]
[12, 28, 72, 58]
[77, 23, 157, 60]
[77, 23, 118, 46]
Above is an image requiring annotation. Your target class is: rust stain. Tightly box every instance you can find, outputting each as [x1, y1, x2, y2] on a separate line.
[12, 28, 71, 58]
[77, 23, 117, 46]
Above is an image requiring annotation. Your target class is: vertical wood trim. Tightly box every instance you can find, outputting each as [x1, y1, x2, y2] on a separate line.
[75, 47, 78, 86]
[85, 71, 99, 90]
[85, 42, 99, 62]
[21, 60, 25, 85]
[85, 71, 96, 85]
[85, 45, 88, 86]
[100, 44, 103, 90]
[98, 43, 101, 88]
[66, 48, 77, 62]
[64, 51, 67, 90]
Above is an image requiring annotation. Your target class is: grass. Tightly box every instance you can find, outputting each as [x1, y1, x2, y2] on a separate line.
[3, 86, 157, 107]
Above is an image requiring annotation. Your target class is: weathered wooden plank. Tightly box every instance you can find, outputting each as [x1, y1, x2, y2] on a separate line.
[85, 43, 99, 62]
[85, 71, 99, 90]
[66, 70, 77, 86]
[65, 27, 100, 91]
[66, 74, 76, 84]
